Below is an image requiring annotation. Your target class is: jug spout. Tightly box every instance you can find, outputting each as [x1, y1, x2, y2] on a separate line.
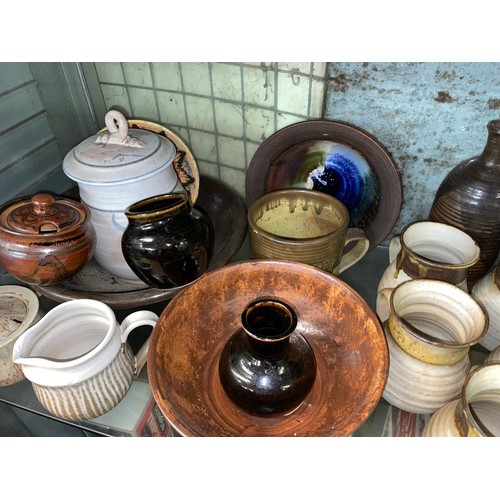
[12, 355, 63, 369]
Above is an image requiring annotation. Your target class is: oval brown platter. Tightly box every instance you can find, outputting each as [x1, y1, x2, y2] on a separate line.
[31, 175, 247, 309]
[245, 119, 402, 250]
[148, 259, 389, 437]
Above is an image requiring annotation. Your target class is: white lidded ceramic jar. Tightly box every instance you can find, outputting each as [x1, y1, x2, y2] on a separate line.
[0, 285, 42, 386]
[12, 298, 158, 421]
[376, 279, 488, 414]
[471, 265, 500, 352]
[376, 221, 480, 311]
[62, 110, 180, 280]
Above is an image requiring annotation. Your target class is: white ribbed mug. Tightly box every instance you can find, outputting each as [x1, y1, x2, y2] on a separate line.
[423, 363, 500, 437]
[377, 279, 488, 414]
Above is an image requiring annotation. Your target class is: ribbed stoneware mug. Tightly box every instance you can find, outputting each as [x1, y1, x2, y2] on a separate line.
[377, 221, 480, 302]
[376, 279, 488, 414]
[485, 345, 500, 364]
[422, 363, 500, 437]
[472, 265, 500, 352]
[12, 299, 158, 421]
[247, 189, 369, 275]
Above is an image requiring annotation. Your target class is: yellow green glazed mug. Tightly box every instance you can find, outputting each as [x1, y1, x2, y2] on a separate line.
[247, 188, 369, 275]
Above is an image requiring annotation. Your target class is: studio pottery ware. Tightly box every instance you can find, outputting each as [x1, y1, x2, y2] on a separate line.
[0, 193, 96, 285]
[247, 188, 369, 275]
[218, 298, 317, 416]
[122, 191, 213, 289]
[377, 279, 488, 414]
[245, 119, 403, 250]
[423, 363, 500, 437]
[429, 119, 500, 287]
[148, 259, 389, 437]
[0, 285, 42, 387]
[63, 110, 181, 280]
[12, 299, 158, 421]
[376, 220, 480, 301]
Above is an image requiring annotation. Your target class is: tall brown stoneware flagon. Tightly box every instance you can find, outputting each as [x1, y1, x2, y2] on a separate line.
[429, 119, 500, 288]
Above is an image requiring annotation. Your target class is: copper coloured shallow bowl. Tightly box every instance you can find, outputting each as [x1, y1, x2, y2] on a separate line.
[148, 259, 389, 437]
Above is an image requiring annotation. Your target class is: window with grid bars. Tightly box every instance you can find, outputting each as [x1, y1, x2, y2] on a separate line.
[0, 62, 99, 205]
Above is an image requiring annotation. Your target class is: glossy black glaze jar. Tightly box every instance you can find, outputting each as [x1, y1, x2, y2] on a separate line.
[122, 192, 213, 289]
[218, 298, 317, 416]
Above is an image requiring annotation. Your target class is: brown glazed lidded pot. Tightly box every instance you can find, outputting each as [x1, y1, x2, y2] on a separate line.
[0, 193, 96, 285]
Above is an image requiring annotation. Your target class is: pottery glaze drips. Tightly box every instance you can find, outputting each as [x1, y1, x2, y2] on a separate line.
[247, 188, 369, 275]
[376, 221, 480, 301]
[12, 299, 158, 421]
[0, 193, 96, 285]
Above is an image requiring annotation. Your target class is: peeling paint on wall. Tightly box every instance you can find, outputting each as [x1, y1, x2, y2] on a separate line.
[325, 62, 500, 243]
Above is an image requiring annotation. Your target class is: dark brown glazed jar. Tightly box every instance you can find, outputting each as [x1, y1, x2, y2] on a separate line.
[121, 192, 213, 289]
[218, 298, 317, 416]
[429, 119, 500, 287]
[0, 193, 96, 285]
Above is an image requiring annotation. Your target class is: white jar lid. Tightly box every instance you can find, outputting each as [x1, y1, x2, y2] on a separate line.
[0, 285, 40, 349]
[63, 110, 176, 185]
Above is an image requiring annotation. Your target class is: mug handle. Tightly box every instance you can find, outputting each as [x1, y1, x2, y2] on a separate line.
[120, 310, 159, 376]
[337, 227, 370, 274]
[376, 287, 393, 324]
[389, 235, 401, 262]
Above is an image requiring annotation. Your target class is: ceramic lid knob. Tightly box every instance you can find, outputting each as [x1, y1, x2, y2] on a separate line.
[31, 193, 56, 216]
[62, 110, 177, 184]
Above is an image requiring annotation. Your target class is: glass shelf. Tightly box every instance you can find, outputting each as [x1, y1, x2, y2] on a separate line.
[2, 241, 485, 437]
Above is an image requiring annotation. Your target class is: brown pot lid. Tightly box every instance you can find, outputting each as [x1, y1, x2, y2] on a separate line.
[0, 193, 88, 235]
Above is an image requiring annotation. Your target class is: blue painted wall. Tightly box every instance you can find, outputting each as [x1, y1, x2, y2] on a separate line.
[325, 62, 500, 240]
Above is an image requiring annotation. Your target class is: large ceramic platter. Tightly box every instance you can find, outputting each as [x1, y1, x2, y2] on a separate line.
[100, 119, 200, 205]
[246, 120, 402, 250]
[148, 259, 389, 437]
[31, 176, 247, 309]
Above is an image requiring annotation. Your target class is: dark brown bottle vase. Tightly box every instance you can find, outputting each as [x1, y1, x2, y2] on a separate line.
[121, 192, 213, 289]
[429, 119, 500, 287]
[218, 298, 317, 416]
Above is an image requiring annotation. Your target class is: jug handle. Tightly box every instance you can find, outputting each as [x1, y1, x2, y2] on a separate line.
[120, 310, 159, 377]
[337, 227, 370, 275]
[376, 287, 393, 324]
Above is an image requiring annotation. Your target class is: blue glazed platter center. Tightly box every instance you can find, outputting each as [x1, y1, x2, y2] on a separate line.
[269, 140, 380, 229]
